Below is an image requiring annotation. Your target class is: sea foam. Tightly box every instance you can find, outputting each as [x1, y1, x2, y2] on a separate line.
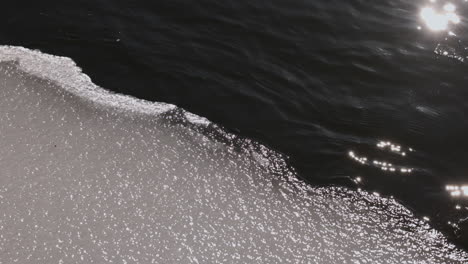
[0, 46, 465, 263]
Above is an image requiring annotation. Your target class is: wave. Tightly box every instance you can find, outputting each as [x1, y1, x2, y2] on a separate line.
[0, 45, 465, 263]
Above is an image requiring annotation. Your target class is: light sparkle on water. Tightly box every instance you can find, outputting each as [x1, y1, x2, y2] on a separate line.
[420, 3, 460, 31]
[446, 185, 468, 197]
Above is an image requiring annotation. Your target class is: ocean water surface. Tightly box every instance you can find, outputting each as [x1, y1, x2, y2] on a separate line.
[1, 0, 468, 259]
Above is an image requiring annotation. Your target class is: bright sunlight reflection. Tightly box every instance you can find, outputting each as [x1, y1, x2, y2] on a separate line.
[446, 185, 468, 197]
[420, 3, 460, 31]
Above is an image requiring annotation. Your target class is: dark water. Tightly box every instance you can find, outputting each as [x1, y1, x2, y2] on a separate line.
[2, 0, 468, 249]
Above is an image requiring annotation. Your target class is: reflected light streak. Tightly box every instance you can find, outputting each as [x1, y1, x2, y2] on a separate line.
[349, 151, 413, 173]
[376, 141, 412, 156]
[446, 185, 468, 197]
[349, 140, 414, 174]
[349, 151, 367, 164]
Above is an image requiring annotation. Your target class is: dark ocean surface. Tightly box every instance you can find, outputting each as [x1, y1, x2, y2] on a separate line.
[2, 0, 468, 249]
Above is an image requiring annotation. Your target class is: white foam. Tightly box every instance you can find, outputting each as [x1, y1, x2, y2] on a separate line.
[0, 46, 176, 116]
[0, 45, 466, 263]
[184, 111, 211, 126]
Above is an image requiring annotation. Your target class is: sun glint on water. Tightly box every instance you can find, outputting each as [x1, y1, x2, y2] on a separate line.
[420, 3, 460, 31]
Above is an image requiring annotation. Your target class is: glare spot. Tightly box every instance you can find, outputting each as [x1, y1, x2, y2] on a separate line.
[443, 3, 456, 12]
[446, 185, 468, 197]
[447, 12, 460, 24]
[421, 7, 448, 31]
[420, 4, 460, 31]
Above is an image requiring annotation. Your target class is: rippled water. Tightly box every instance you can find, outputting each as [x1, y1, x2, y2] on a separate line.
[1, 0, 468, 252]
